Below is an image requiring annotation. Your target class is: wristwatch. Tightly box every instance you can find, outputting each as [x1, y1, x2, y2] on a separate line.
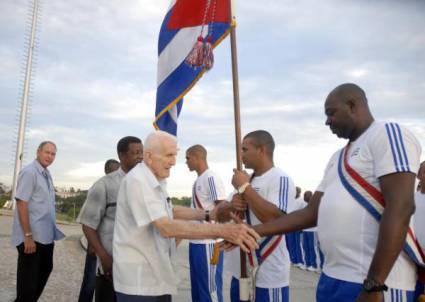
[362, 278, 388, 292]
[237, 182, 250, 194]
[24, 232, 32, 238]
[204, 210, 210, 222]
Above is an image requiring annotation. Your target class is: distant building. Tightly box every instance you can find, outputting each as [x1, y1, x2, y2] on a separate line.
[55, 187, 82, 198]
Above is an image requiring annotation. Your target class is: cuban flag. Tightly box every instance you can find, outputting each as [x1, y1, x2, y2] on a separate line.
[154, 0, 232, 136]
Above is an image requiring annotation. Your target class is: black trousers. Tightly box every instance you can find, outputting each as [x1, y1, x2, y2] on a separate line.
[15, 241, 54, 302]
[78, 250, 97, 302]
[95, 274, 117, 302]
[116, 292, 172, 302]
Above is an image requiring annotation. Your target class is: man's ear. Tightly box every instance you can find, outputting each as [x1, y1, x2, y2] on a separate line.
[117, 152, 124, 162]
[347, 98, 357, 113]
[144, 151, 152, 165]
[255, 146, 266, 154]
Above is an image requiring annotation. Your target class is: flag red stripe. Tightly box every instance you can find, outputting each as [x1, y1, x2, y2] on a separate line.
[168, 0, 230, 30]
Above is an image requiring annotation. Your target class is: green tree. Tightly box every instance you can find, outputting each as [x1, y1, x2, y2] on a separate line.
[56, 191, 87, 221]
[170, 196, 191, 207]
[0, 192, 11, 208]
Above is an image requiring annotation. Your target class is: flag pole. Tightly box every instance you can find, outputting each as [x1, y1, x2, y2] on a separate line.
[10, 0, 40, 210]
[229, 9, 242, 171]
[228, 0, 250, 299]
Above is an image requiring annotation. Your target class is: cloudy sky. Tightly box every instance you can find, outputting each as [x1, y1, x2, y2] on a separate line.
[0, 0, 424, 197]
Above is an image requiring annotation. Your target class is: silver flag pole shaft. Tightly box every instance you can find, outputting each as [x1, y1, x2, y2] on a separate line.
[10, 0, 39, 209]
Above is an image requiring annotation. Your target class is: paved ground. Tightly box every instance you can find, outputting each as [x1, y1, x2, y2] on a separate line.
[0, 211, 318, 301]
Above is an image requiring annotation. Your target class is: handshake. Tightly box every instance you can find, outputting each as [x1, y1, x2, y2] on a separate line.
[210, 195, 259, 253]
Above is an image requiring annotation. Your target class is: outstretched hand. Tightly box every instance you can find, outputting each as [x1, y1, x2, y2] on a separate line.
[219, 212, 259, 252]
[222, 223, 260, 253]
[209, 202, 222, 221]
[218, 240, 238, 251]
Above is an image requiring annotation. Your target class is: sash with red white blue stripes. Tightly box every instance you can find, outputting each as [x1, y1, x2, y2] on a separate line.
[192, 181, 204, 210]
[245, 208, 282, 267]
[192, 176, 219, 210]
[337, 144, 425, 267]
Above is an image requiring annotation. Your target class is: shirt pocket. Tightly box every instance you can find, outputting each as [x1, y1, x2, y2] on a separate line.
[30, 185, 51, 221]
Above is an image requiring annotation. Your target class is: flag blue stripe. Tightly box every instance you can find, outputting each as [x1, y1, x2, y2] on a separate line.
[155, 109, 179, 136]
[156, 60, 196, 114]
[158, 7, 179, 56]
[155, 19, 230, 135]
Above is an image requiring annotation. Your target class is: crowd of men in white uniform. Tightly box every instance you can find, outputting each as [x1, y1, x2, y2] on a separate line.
[11, 83, 425, 302]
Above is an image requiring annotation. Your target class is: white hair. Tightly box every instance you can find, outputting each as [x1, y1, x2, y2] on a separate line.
[144, 130, 177, 153]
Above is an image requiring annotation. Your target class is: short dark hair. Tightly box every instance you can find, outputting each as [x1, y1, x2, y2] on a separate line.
[104, 159, 119, 174]
[117, 136, 142, 155]
[38, 141, 56, 151]
[244, 130, 275, 157]
[186, 144, 207, 160]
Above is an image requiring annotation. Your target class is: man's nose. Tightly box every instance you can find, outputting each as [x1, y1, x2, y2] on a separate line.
[325, 117, 331, 126]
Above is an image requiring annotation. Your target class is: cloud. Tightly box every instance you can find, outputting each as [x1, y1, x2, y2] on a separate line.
[0, 0, 424, 196]
[66, 162, 103, 178]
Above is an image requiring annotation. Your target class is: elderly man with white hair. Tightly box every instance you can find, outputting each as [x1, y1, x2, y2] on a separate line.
[112, 130, 260, 302]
